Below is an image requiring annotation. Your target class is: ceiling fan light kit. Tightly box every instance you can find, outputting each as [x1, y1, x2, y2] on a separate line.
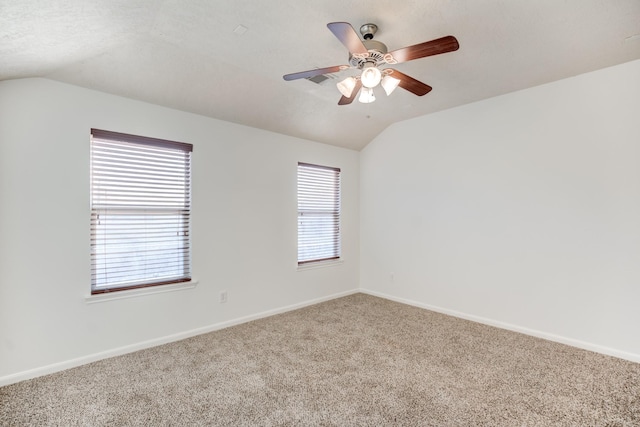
[337, 76, 357, 97]
[360, 65, 382, 88]
[283, 22, 459, 106]
[381, 75, 401, 96]
[359, 87, 376, 104]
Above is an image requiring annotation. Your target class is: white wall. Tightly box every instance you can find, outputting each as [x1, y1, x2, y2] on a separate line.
[0, 78, 359, 384]
[2, 60, 638, 385]
[360, 59, 640, 361]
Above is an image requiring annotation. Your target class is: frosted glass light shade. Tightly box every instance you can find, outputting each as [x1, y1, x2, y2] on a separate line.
[360, 67, 382, 88]
[381, 75, 400, 96]
[336, 77, 357, 97]
[358, 87, 375, 103]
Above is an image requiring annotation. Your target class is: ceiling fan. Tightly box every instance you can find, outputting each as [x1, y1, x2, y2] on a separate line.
[283, 22, 459, 105]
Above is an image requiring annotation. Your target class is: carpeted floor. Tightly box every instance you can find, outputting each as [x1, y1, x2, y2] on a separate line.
[1, 293, 639, 426]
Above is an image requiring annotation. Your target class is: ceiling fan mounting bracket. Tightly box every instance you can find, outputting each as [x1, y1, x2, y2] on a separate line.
[359, 23, 378, 40]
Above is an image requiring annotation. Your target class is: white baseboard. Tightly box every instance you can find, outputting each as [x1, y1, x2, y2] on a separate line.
[0, 289, 359, 387]
[360, 288, 640, 364]
[4, 287, 636, 387]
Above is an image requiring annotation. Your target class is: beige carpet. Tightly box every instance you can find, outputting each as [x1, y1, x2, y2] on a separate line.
[1, 293, 639, 426]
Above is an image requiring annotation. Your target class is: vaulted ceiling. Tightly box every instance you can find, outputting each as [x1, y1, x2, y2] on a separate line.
[2, 1, 639, 150]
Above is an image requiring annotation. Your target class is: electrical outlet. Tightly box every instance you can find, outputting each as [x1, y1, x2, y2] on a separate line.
[219, 291, 228, 303]
[390, 272, 395, 283]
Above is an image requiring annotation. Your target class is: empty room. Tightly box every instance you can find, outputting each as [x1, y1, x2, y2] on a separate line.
[1, 1, 639, 425]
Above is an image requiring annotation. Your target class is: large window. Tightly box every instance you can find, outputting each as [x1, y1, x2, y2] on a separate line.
[297, 162, 341, 264]
[90, 129, 193, 294]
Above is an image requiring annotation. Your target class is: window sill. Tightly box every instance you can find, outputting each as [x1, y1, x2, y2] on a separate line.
[297, 259, 344, 271]
[85, 280, 198, 304]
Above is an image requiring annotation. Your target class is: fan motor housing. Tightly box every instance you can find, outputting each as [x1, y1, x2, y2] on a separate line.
[349, 39, 388, 68]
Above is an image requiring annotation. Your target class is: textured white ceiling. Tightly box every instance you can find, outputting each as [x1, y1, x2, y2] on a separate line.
[2, 0, 639, 150]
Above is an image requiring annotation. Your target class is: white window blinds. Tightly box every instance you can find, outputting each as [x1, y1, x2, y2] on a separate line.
[297, 162, 341, 264]
[90, 129, 193, 293]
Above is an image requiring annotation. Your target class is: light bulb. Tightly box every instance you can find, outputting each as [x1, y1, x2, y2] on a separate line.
[358, 87, 376, 104]
[360, 67, 382, 88]
[381, 75, 400, 96]
[337, 77, 356, 97]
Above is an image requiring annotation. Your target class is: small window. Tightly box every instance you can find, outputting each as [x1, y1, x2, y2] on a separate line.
[90, 129, 193, 294]
[297, 162, 341, 264]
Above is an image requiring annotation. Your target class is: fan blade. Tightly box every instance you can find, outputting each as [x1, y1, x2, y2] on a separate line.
[338, 79, 362, 105]
[386, 69, 432, 96]
[327, 22, 369, 56]
[386, 36, 459, 64]
[283, 65, 347, 81]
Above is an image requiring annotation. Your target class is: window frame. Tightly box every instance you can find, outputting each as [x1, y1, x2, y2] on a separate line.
[90, 129, 193, 294]
[297, 162, 341, 265]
